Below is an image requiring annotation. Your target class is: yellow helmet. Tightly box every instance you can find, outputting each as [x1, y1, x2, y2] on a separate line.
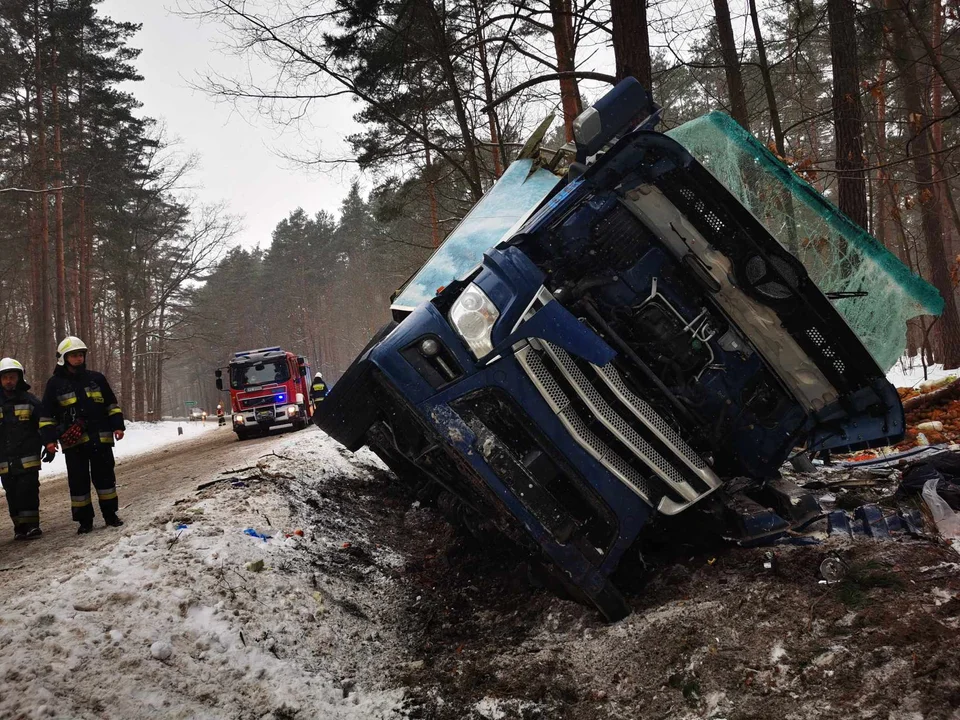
[56, 336, 88, 366]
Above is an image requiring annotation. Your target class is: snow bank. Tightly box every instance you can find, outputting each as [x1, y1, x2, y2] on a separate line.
[886, 356, 960, 388]
[0, 429, 405, 719]
[37, 420, 220, 484]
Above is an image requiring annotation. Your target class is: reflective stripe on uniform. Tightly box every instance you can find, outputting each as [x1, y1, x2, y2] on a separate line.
[99, 432, 115, 445]
[13, 511, 39, 525]
[71, 494, 92, 508]
[20, 455, 41, 469]
[96, 486, 118, 501]
[58, 392, 77, 406]
[86, 389, 104, 403]
[39, 416, 56, 429]
[14, 404, 32, 420]
[62, 433, 89, 449]
[107, 403, 122, 416]
[312, 383, 325, 391]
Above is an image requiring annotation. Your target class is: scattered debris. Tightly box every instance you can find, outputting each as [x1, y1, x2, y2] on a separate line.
[243, 528, 271, 542]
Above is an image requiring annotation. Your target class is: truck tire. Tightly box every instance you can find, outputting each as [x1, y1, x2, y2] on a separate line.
[235, 428, 249, 441]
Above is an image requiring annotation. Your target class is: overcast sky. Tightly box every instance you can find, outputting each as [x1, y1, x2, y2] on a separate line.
[98, 0, 360, 251]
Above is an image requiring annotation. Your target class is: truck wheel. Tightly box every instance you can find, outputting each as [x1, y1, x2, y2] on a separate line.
[235, 429, 249, 441]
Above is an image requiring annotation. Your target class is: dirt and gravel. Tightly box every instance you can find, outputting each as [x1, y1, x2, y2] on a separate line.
[2, 425, 960, 719]
[298, 449, 960, 720]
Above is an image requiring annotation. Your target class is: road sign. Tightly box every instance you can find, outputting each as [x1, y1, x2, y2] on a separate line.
[185, 401, 197, 407]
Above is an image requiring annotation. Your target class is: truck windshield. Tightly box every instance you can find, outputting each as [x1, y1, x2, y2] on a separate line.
[230, 360, 289, 389]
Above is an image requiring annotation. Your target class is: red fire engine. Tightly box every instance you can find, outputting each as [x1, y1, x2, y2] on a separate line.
[215, 346, 312, 440]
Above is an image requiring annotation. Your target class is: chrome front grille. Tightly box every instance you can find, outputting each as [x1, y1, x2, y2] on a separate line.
[517, 345, 657, 504]
[515, 341, 722, 515]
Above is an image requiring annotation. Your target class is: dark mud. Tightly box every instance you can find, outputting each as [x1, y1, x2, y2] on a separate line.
[291, 453, 960, 720]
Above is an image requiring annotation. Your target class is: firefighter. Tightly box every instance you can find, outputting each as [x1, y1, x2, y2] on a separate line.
[41, 337, 125, 534]
[216, 402, 225, 426]
[0, 358, 50, 539]
[309, 371, 328, 412]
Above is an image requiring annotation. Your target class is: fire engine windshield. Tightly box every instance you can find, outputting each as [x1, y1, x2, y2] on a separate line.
[230, 360, 289, 389]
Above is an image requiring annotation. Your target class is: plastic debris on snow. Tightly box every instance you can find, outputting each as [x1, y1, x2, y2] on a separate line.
[244, 527, 272, 541]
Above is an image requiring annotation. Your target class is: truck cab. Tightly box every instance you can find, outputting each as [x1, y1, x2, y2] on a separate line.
[315, 79, 939, 620]
[216, 347, 312, 440]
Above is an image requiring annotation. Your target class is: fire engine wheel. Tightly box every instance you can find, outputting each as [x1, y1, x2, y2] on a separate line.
[235, 428, 250, 441]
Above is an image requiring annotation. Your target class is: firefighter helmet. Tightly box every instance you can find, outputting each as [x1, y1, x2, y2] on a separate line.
[56, 336, 88, 366]
[0, 357, 25, 377]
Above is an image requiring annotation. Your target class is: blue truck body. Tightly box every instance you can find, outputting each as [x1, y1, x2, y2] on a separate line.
[316, 79, 907, 619]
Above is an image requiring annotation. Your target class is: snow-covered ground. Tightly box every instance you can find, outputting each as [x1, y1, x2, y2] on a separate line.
[886, 356, 959, 389]
[0, 431, 406, 720]
[39, 420, 219, 482]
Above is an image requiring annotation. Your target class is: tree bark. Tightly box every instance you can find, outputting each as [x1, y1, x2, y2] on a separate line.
[421, 0, 484, 199]
[748, 0, 783, 155]
[713, 0, 749, 131]
[50, 30, 67, 338]
[827, 0, 868, 230]
[471, 0, 502, 177]
[886, 1, 960, 366]
[33, 0, 52, 368]
[902, 377, 960, 412]
[549, 0, 582, 141]
[610, 0, 652, 90]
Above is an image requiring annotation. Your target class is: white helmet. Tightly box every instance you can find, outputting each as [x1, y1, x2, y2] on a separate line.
[0, 357, 24, 376]
[56, 336, 88, 366]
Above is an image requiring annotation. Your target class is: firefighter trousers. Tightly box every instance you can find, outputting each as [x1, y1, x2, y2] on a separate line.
[65, 443, 118, 523]
[1, 470, 40, 532]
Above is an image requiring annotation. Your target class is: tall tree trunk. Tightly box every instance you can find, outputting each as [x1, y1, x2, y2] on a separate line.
[927, 0, 960, 263]
[747, 0, 783, 155]
[713, 0, 749, 130]
[73, 21, 85, 337]
[155, 301, 167, 420]
[827, 0, 868, 230]
[886, 2, 960, 366]
[33, 0, 52, 369]
[51, 34, 67, 338]
[550, 0, 582, 141]
[421, 0, 483, 199]
[471, 0, 502, 177]
[610, 0, 652, 90]
[134, 312, 147, 421]
[420, 104, 441, 247]
[121, 300, 134, 418]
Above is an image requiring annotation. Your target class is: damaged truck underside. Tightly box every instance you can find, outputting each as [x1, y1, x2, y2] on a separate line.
[316, 79, 941, 621]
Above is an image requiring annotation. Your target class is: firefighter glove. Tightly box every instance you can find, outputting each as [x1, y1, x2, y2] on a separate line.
[42, 447, 56, 463]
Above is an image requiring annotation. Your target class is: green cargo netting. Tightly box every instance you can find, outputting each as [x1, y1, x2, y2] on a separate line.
[667, 112, 943, 371]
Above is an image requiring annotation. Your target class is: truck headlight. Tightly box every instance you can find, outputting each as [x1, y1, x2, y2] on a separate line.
[286, 406, 298, 417]
[449, 283, 500, 358]
[234, 414, 245, 425]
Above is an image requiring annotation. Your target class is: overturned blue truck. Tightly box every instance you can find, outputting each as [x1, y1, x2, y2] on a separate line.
[316, 79, 943, 620]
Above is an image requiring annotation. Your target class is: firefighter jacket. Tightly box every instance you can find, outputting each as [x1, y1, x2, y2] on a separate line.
[310, 376, 328, 405]
[40, 366, 125, 451]
[0, 383, 43, 475]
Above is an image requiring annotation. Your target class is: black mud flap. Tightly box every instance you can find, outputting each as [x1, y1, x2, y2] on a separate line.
[314, 321, 397, 451]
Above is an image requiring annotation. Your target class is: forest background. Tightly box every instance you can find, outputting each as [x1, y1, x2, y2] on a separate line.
[0, 0, 957, 418]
